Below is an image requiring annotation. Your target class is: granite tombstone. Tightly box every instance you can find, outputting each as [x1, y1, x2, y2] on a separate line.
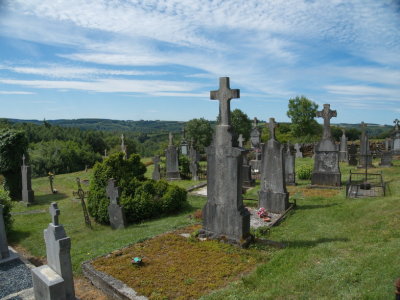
[165, 133, 181, 180]
[358, 122, 373, 168]
[284, 142, 296, 186]
[106, 179, 127, 230]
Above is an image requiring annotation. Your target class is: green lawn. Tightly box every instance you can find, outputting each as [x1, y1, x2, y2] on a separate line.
[7, 158, 400, 299]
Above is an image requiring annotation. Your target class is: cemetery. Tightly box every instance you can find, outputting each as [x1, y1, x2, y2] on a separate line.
[0, 77, 399, 299]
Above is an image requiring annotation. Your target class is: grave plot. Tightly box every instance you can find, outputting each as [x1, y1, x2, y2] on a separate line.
[83, 226, 268, 300]
[346, 170, 386, 198]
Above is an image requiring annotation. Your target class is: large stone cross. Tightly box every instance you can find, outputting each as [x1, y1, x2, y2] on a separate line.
[106, 179, 120, 205]
[268, 118, 277, 140]
[237, 134, 244, 147]
[49, 202, 60, 226]
[210, 77, 240, 126]
[316, 104, 337, 139]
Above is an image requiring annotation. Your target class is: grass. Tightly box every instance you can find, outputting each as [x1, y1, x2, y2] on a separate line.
[7, 157, 400, 299]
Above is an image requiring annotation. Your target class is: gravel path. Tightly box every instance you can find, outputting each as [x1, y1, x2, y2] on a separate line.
[0, 258, 33, 299]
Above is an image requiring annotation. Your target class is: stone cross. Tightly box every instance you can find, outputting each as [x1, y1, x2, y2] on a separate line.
[316, 104, 337, 139]
[49, 202, 60, 226]
[253, 117, 258, 128]
[106, 179, 120, 205]
[210, 77, 240, 126]
[238, 134, 244, 147]
[268, 118, 277, 140]
[22, 154, 26, 166]
[169, 132, 173, 146]
[394, 118, 399, 131]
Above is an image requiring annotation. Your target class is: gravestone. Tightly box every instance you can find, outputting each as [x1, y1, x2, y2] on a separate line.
[294, 143, 303, 158]
[21, 154, 34, 205]
[165, 133, 181, 180]
[258, 118, 289, 213]
[242, 153, 254, 188]
[180, 129, 189, 156]
[199, 77, 251, 246]
[385, 138, 392, 151]
[152, 155, 161, 180]
[189, 144, 199, 181]
[238, 134, 244, 148]
[348, 144, 358, 166]
[339, 130, 348, 162]
[75, 178, 92, 228]
[106, 179, 127, 230]
[311, 104, 341, 186]
[32, 202, 75, 300]
[379, 151, 393, 167]
[358, 122, 373, 168]
[284, 142, 296, 185]
[250, 117, 261, 149]
[121, 134, 127, 160]
[392, 119, 400, 155]
[0, 204, 10, 260]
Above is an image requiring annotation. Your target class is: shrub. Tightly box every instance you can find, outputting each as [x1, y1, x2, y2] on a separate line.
[179, 155, 191, 179]
[297, 165, 313, 180]
[0, 190, 13, 233]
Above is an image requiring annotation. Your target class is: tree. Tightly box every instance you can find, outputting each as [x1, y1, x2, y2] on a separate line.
[0, 129, 28, 200]
[231, 109, 252, 145]
[287, 96, 320, 137]
[184, 118, 213, 152]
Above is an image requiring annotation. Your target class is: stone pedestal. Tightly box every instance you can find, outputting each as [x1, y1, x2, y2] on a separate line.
[165, 133, 181, 180]
[379, 151, 393, 167]
[311, 139, 341, 186]
[32, 265, 66, 300]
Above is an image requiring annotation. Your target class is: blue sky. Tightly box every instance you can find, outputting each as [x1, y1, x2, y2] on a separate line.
[0, 0, 399, 125]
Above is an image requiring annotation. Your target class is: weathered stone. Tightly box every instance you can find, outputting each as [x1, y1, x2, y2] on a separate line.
[294, 143, 303, 158]
[348, 144, 358, 166]
[165, 133, 181, 180]
[21, 154, 34, 205]
[358, 122, 373, 168]
[250, 118, 261, 149]
[339, 130, 348, 162]
[32, 265, 66, 300]
[237, 134, 245, 148]
[189, 145, 199, 181]
[152, 155, 161, 181]
[379, 151, 393, 167]
[242, 153, 254, 188]
[311, 104, 341, 186]
[200, 77, 251, 246]
[393, 119, 400, 155]
[106, 179, 127, 230]
[258, 118, 289, 213]
[385, 138, 392, 151]
[43, 203, 75, 300]
[0, 204, 10, 260]
[284, 143, 296, 186]
[180, 129, 189, 156]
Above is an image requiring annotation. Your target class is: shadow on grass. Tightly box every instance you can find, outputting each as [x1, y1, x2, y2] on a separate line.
[8, 229, 30, 244]
[296, 203, 338, 210]
[281, 237, 349, 248]
[34, 192, 69, 205]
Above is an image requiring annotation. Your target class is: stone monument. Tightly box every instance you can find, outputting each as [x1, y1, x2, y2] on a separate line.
[392, 119, 400, 155]
[106, 179, 127, 230]
[379, 150, 393, 167]
[294, 143, 303, 158]
[152, 155, 161, 180]
[165, 133, 181, 180]
[258, 118, 289, 213]
[21, 154, 34, 205]
[358, 122, 373, 168]
[200, 77, 251, 246]
[242, 153, 255, 188]
[32, 202, 75, 300]
[348, 144, 358, 166]
[180, 129, 189, 156]
[311, 104, 341, 186]
[250, 117, 261, 149]
[284, 142, 296, 186]
[238, 134, 245, 148]
[189, 144, 199, 181]
[339, 130, 348, 162]
[385, 138, 392, 151]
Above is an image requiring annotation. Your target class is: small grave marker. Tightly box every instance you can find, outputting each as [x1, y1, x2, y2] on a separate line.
[106, 179, 127, 230]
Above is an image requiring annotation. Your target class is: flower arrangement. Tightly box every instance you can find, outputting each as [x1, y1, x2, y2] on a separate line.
[131, 257, 143, 266]
[256, 207, 271, 222]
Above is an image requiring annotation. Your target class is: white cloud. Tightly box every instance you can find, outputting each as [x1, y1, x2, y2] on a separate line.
[325, 85, 400, 99]
[0, 90, 35, 95]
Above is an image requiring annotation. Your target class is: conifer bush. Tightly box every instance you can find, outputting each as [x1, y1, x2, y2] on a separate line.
[0, 190, 13, 233]
[88, 153, 187, 224]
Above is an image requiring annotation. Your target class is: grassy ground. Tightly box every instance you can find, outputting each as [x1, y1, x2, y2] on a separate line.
[7, 157, 400, 299]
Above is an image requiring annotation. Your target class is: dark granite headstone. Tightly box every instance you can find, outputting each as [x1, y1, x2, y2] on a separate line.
[106, 179, 127, 230]
[259, 118, 289, 213]
[284, 142, 296, 185]
[165, 133, 181, 180]
[358, 122, 373, 168]
[339, 130, 348, 162]
[311, 104, 341, 186]
[200, 77, 251, 246]
[21, 154, 34, 205]
[348, 144, 358, 166]
[152, 155, 161, 180]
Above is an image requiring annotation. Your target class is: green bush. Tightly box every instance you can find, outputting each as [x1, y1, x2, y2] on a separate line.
[0, 190, 13, 233]
[179, 155, 191, 179]
[297, 165, 313, 180]
[88, 152, 187, 225]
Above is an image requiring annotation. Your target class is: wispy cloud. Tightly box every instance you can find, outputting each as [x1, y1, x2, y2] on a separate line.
[0, 90, 35, 95]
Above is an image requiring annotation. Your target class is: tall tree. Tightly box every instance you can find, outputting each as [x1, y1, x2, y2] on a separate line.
[230, 109, 252, 144]
[184, 118, 213, 152]
[287, 96, 320, 137]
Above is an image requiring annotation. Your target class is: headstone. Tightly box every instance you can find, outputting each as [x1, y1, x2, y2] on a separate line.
[392, 119, 400, 155]
[258, 118, 289, 213]
[0, 204, 10, 260]
[200, 77, 251, 246]
[238, 134, 245, 148]
[242, 153, 255, 188]
[250, 117, 261, 149]
[311, 104, 341, 186]
[32, 202, 75, 300]
[358, 122, 373, 168]
[180, 129, 189, 156]
[21, 154, 34, 205]
[385, 138, 392, 151]
[294, 143, 303, 158]
[106, 179, 127, 230]
[348, 144, 358, 166]
[165, 133, 181, 180]
[189, 145, 199, 181]
[121, 134, 127, 159]
[339, 130, 348, 162]
[152, 155, 161, 180]
[284, 142, 296, 185]
[379, 151, 393, 167]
